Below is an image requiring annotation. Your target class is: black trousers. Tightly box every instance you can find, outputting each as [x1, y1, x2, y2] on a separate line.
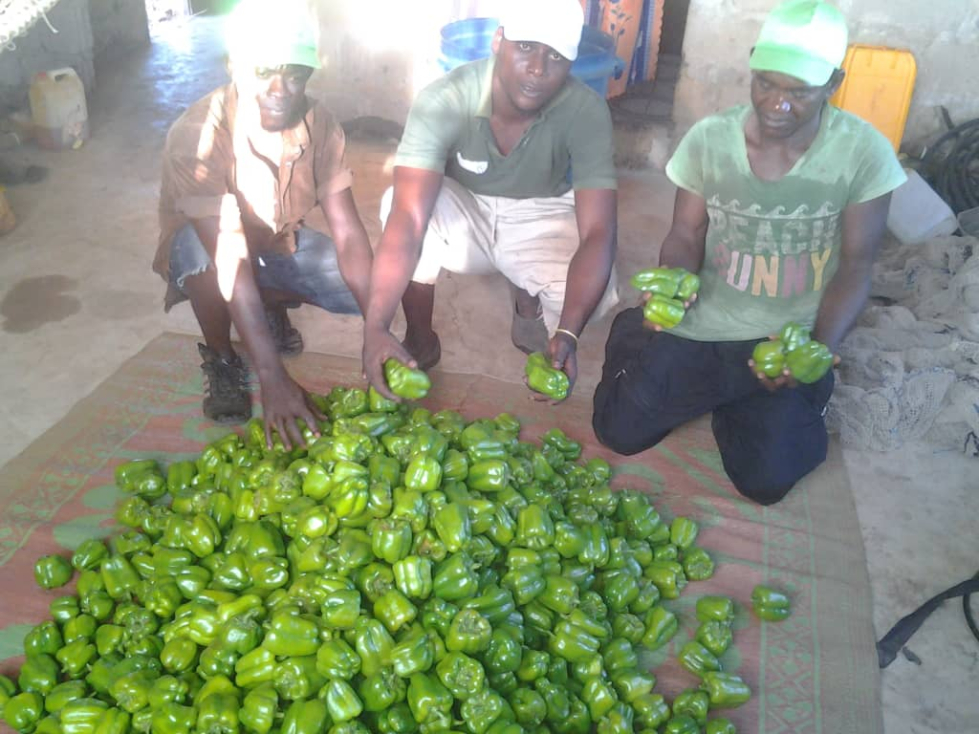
[592, 307, 834, 505]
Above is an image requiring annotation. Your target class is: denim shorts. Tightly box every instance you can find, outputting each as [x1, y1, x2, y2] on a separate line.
[168, 224, 360, 314]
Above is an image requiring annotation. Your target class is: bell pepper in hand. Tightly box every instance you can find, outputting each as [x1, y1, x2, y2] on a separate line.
[701, 671, 751, 708]
[384, 359, 431, 400]
[752, 584, 791, 621]
[643, 295, 686, 329]
[751, 339, 786, 378]
[779, 321, 810, 352]
[525, 352, 569, 401]
[786, 339, 833, 384]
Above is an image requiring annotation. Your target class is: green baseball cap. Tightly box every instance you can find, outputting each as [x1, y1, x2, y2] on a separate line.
[226, 0, 321, 70]
[749, 0, 848, 86]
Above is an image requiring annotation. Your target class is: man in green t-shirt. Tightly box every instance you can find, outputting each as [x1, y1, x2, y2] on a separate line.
[593, 0, 906, 504]
[362, 0, 619, 402]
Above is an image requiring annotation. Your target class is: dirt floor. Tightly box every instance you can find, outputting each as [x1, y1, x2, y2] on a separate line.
[0, 16, 975, 733]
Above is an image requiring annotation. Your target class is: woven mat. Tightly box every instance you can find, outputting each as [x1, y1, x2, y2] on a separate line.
[0, 332, 882, 733]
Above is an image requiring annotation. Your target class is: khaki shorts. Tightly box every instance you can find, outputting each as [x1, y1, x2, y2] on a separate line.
[380, 177, 619, 334]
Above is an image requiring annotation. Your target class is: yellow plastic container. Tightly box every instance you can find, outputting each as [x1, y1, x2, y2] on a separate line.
[29, 67, 89, 150]
[830, 45, 916, 152]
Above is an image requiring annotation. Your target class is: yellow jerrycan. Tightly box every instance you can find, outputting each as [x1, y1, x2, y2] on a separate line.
[29, 67, 89, 150]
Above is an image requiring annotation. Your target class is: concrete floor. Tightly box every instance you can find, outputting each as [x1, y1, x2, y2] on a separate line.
[0, 16, 976, 733]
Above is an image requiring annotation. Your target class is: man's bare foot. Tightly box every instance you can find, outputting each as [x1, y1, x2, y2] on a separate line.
[402, 330, 441, 371]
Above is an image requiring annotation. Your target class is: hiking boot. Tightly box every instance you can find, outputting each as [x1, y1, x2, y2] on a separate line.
[198, 343, 251, 424]
[265, 304, 304, 356]
[511, 299, 548, 355]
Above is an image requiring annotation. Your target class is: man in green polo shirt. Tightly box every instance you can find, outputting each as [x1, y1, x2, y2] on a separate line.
[362, 0, 619, 401]
[592, 0, 906, 505]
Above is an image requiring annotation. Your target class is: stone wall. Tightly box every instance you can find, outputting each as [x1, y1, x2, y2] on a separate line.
[0, 0, 94, 114]
[672, 0, 979, 149]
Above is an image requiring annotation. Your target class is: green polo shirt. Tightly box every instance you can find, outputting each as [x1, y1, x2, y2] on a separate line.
[395, 57, 617, 198]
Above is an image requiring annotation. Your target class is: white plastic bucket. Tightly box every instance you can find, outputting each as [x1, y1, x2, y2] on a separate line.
[29, 67, 89, 150]
[886, 169, 959, 244]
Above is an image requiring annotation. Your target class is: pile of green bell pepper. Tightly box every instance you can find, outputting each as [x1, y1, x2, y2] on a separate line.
[3, 382, 766, 734]
[631, 266, 701, 329]
[754, 322, 834, 383]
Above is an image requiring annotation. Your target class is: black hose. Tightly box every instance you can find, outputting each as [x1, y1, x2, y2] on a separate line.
[964, 571, 979, 643]
[921, 118, 979, 214]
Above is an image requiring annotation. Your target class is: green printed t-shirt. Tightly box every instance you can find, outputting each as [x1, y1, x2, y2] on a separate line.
[395, 57, 617, 198]
[665, 104, 905, 342]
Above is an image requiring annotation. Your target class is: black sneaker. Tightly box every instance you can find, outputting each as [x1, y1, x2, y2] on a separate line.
[198, 343, 251, 424]
[265, 304, 304, 356]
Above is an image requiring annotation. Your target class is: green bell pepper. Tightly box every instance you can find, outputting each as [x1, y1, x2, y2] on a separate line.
[645, 560, 687, 600]
[5, 692, 44, 734]
[161, 638, 199, 674]
[239, 684, 277, 734]
[641, 606, 678, 650]
[786, 339, 833, 383]
[672, 689, 709, 726]
[433, 553, 478, 601]
[274, 656, 325, 701]
[678, 640, 722, 677]
[436, 651, 485, 700]
[696, 620, 733, 657]
[390, 628, 435, 677]
[751, 339, 786, 378]
[460, 687, 505, 734]
[374, 589, 418, 634]
[706, 718, 738, 734]
[632, 693, 670, 730]
[71, 540, 109, 572]
[779, 321, 810, 352]
[24, 622, 63, 657]
[354, 618, 396, 678]
[467, 460, 510, 493]
[407, 673, 453, 731]
[316, 638, 362, 680]
[446, 609, 493, 655]
[281, 699, 329, 734]
[263, 611, 320, 657]
[405, 452, 444, 491]
[701, 672, 751, 708]
[196, 691, 240, 734]
[643, 294, 686, 329]
[57, 699, 108, 734]
[93, 708, 129, 734]
[696, 595, 735, 625]
[509, 688, 546, 728]
[393, 555, 434, 600]
[482, 627, 522, 675]
[752, 584, 791, 621]
[42, 681, 87, 715]
[19, 654, 60, 695]
[110, 670, 157, 713]
[433, 502, 471, 554]
[151, 703, 198, 734]
[611, 613, 645, 646]
[682, 547, 715, 581]
[234, 648, 275, 689]
[384, 359, 431, 400]
[34, 555, 73, 589]
[56, 638, 97, 678]
[321, 589, 362, 628]
[663, 715, 700, 734]
[525, 352, 570, 401]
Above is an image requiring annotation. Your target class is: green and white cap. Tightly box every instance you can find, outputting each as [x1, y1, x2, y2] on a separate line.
[749, 0, 848, 86]
[226, 0, 321, 70]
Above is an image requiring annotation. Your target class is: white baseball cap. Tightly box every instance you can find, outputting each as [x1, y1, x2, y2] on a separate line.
[499, 0, 584, 61]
